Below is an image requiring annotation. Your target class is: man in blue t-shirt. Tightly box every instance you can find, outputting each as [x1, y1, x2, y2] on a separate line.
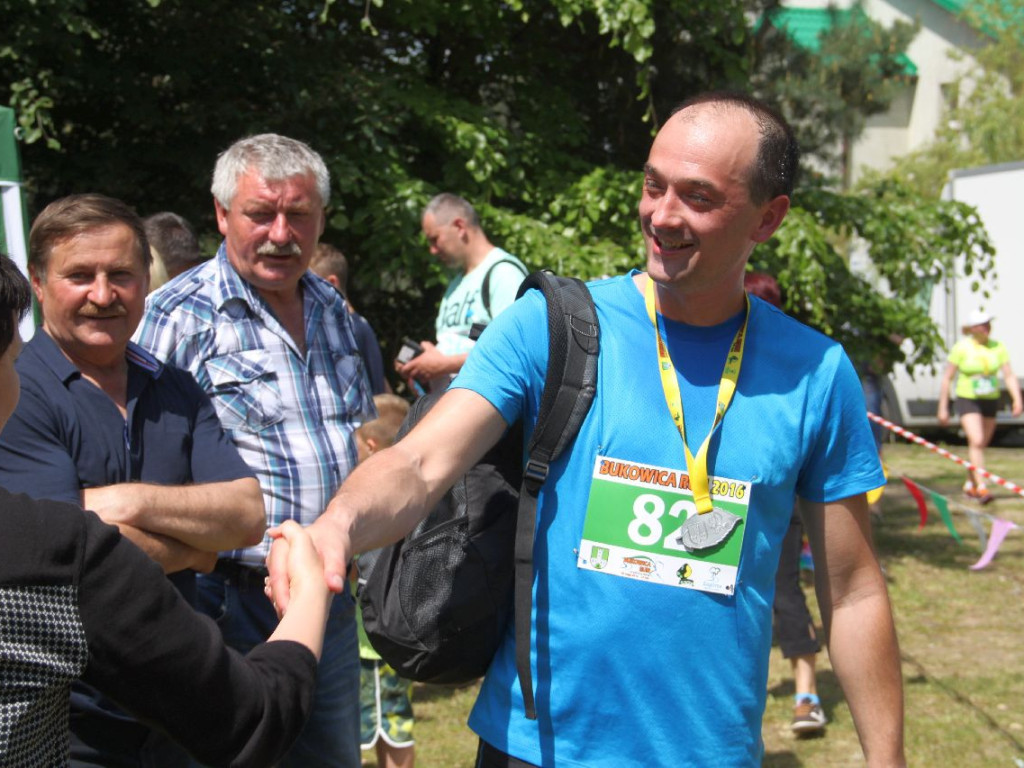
[273, 93, 905, 767]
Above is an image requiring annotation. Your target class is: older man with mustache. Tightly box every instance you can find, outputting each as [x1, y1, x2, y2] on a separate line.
[136, 134, 375, 768]
[0, 193, 265, 767]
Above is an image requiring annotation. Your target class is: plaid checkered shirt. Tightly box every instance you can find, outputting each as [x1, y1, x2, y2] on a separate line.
[134, 243, 375, 565]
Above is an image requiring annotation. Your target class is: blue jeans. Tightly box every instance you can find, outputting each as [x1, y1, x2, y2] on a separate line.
[194, 568, 361, 768]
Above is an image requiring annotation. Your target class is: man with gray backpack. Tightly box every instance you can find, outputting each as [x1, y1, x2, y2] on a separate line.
[270, 92, 904, 768]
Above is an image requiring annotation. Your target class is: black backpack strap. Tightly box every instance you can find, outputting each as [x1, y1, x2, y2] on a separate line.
[513, 270, 599, 720]
[481, 258, 530, 318]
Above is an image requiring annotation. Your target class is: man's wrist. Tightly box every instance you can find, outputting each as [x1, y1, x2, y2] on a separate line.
[311, 506, 351, 553]
[310, 503, 354, 586]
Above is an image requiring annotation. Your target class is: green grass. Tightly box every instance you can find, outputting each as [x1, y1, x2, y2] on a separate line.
[365, 440, 1024, 767]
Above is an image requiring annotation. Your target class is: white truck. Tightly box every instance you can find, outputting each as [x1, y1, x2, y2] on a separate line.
[883, 160, 1024, 436]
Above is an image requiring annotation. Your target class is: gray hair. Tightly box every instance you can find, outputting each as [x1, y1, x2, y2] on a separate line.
[211, 134, 331, 209]
[423, 193, 481, 229]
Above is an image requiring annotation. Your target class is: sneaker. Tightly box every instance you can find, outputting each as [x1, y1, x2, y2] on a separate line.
[974, 486, 994, 505]
[791, 698, 827, 735]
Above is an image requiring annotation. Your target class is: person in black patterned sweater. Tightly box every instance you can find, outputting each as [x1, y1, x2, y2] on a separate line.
[0, 253, 330, 768]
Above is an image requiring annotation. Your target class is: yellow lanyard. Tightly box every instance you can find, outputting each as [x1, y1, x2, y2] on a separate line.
[645, 277, 749, 515]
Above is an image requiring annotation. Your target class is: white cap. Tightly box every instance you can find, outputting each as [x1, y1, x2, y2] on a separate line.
[963, 309, 994, 330]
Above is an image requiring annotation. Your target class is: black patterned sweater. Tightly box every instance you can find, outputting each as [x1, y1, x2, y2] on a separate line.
[0, 488, 317, 767]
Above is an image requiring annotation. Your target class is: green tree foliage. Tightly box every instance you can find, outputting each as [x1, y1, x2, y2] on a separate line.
[2, 0, 991, 385]
[755, 182, 994, 374]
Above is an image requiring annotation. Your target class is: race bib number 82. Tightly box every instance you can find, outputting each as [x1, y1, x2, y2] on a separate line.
[576, 456, 751, 595]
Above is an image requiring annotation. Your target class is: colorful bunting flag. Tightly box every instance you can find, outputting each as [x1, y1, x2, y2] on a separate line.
[928, 491, 962, 544]
[900, 476, 929, 529]
[893, 473, 1021, 571]
[970, 518, 1018, 571]
[867, 412, 1024, 571]
[964, 509, 988, 551]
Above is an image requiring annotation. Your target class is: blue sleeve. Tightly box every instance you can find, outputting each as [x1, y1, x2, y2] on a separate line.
[796, 349, 886, 503]
[451, 288, 547, 428]
[0, 379, 82, 505]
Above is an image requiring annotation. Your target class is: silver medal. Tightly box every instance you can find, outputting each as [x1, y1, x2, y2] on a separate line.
[677, 507, 741, 552]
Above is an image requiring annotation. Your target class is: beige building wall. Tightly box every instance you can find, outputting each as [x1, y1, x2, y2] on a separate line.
[782, 0, 988, 186]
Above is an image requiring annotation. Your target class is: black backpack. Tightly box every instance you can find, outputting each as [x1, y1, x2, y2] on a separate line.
[358, 271, 599, 720]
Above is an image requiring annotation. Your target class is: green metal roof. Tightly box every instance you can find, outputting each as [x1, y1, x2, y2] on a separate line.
[944, 0, 1024, 39]
[929, 0, 967, 13]
[766, 7, 919, 76]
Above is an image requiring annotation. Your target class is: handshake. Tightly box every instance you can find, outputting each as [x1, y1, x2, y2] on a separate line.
[261, 521, 338, 654]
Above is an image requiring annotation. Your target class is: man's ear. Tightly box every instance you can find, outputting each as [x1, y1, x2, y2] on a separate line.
[452, 217, 470, 241]
[214, 198, 230, 238]
[751, 195, 791, 244]
[29, 266, 45, 303]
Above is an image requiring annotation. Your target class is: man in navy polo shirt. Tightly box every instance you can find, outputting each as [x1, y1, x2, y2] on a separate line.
[0, 194, 265, 768]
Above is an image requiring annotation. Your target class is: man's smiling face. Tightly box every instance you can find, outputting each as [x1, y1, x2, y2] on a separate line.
[32, 223, 148, 367]
[638, 105, 768, 297]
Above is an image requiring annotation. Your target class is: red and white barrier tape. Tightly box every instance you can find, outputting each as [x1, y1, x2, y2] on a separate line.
[867, 411, 1024, 498]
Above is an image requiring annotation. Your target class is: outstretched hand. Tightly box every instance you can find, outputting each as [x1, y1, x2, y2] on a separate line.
[266, 516, 349, 618]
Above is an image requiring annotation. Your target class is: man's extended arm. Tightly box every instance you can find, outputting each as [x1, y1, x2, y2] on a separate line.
[800, 495, 905, 767]
[268, 388, 507, 607]
[83, 477, 265, 553]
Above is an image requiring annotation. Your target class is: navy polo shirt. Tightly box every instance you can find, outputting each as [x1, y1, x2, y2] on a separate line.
[0, 330, 255, 598]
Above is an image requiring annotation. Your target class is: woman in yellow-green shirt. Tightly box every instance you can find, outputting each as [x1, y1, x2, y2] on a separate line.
[938, 310, 1023, 503]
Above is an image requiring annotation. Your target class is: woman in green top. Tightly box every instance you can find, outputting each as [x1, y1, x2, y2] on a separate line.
[937, 310, 1023, 503]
